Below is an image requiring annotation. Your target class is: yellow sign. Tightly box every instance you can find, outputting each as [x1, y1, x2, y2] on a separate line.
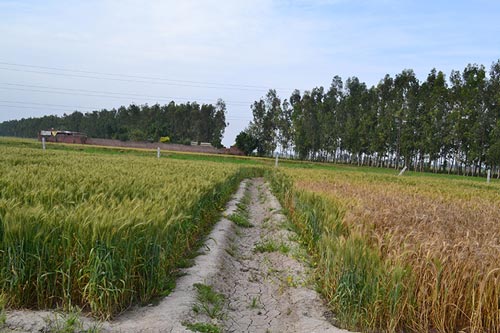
[51, 131, 57, 136]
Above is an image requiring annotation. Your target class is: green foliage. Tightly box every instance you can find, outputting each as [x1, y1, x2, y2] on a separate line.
[184, 321, 221, 333]
[253, 240, 290, 254]
[192, 284, 225, 320]
[42, 307, 102, 333]
[234, 130, 258, 155]
[0, 101, 227, 147]
[487, 142, 500, 166]
[129, 128, 147, 142]
[249, 296, 260, 309]
[0, 294, 6, 326]
[228, 212, 253, 228]
[248, 89, 281, 156]
[487, 121, 500, 167]
[243, 60, 500, 175]
[228, 184, 253, 227]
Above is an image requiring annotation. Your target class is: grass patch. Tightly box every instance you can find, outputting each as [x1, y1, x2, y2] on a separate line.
[192, 284, 225, 320]
[0, 294, 6, 326]
[44, 311, 83, 332]
[228, 183, 254, 228]
[42, 307, 101, 333]
[184, 321, 221, 333]
[249, 296, 260, 309]
[228, 212, 253, 228]
[254, 240, 290, 254]
[225, 241, 238, 257]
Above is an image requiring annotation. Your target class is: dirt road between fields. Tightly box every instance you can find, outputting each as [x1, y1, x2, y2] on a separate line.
[4, 179, 352, 333]
[211, 178, 350, 333]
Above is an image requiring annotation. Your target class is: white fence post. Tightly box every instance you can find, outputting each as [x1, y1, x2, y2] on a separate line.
[42, 137, 46, 150]
[157, 147, 160, 159]
[398, 165, 407, 176]
[275, 153, 279, 168]
[487, 169, 491, 183]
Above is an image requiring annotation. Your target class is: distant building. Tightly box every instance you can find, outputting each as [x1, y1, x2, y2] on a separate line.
[223, 145, 245, 156]
[38, 130, 88, 144]
[191, 141, 213, 147]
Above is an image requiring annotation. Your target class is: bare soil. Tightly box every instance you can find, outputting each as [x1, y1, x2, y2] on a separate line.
[3, 179, 352, 333]
[213, 178, 349, 333]
[86, 138, 222, 154]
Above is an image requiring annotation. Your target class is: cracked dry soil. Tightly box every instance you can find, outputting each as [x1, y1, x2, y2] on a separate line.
[213, 178, 348, 333]
[3, 178, 352, 333]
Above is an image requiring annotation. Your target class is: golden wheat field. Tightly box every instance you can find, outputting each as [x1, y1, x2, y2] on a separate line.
[271, 166, 500, 332]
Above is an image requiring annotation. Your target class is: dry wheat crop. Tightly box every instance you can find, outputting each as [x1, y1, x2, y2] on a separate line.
[271, 167, 500, 332]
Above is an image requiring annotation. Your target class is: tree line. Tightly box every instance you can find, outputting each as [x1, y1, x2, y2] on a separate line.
[236, 61, 500, 177]
[0, 100, 227, 147]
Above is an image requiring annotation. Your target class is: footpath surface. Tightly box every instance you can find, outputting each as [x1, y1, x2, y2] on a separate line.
[212, 178, 348, 333]
[4, 179, 352, 333]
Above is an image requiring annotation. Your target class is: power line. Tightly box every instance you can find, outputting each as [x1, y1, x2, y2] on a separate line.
[0, 100, 98, 111]
[0, 83, 253, 106]
[0, 82, 253, 104]
[0, 65, 289, 93]
[0, 103, 72, 112]
[0, 67, 263, 91]
[0, 61, 284, 90]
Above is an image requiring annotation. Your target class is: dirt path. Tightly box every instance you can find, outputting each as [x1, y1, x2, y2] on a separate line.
[213, 178, 348, 333]
[3, 179, 352, 333]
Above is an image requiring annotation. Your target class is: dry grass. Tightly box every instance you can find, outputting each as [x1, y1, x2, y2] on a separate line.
[272, 168, 500, 332]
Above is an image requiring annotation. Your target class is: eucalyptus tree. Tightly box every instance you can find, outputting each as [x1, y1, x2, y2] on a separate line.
[373, 75, 396, 167]
[449, 64, 489, 175]
[419, 69, 450, 171]
[307, 87, 325, 159]
[290, 89, 308, 159]
[277, 98, 293, 156]
[393, 69, 419, 169]
[463, 64, 489, 175]
[249, 89, 281, 156]
[323, 76, 343, 161]
[340, 77, 368, 164]
[485, 60, 500, 174]
[211, 99, 227, 148]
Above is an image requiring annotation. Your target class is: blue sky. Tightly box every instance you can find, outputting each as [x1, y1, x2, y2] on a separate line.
[1, 0, 499, 146]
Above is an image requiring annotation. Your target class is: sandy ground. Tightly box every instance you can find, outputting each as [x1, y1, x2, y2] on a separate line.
[3, 179, 352, 333]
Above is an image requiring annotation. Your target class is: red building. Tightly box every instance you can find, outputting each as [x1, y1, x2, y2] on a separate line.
[223, 145, 245, 156]
[38, 130, 88, 144]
